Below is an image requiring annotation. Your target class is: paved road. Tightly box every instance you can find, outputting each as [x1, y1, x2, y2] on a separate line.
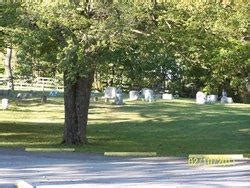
[0, 148, 249, 187]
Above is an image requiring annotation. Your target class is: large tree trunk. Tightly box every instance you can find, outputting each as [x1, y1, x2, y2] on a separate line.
[4, 47, 14, 90]
[63, 71, 94, 145]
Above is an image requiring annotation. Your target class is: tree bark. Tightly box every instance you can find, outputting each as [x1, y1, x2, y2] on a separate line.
[4, 47, 14, 90]
[63, 71, 94, 145]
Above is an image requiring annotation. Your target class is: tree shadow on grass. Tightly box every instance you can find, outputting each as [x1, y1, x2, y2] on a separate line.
[87, 118, 250, 156]
[0, 122, 64, 148]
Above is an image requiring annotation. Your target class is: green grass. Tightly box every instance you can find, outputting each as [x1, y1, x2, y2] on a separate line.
[0, 95, 250, 156]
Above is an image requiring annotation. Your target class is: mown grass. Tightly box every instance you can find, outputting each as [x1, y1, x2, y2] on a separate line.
[0, 94, 249, 156]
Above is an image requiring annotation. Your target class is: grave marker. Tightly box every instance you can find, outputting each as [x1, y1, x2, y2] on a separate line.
[115, 93, 123, 105]
[207, 95, 217, 103]
[2, 98, 8, 110]
[142, 89, 154, 102]
[162, 93, 173, 100]
[129, 90, 139, 101]
[104, 87, 117, 99]
[196, 91, 206, 104]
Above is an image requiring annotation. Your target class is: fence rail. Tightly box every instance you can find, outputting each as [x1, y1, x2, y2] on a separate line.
[0, 76, 64, 91]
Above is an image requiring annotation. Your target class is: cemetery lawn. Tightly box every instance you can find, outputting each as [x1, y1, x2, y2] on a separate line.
[0, 96, 250, 157]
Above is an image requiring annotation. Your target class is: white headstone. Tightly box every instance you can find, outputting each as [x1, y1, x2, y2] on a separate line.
[196, 91, 206, 104]
[221, 96, 228, 103]
[2, 98, 9, 110]
[143, 89, 154, 102]
[115, 93, 123, 105]
[104, 87, 117, 99]
[162, 93, 173, 100]
[206, 95, 217, 103]
[227, 97, 233, 103]
[129, 90, 139, 100]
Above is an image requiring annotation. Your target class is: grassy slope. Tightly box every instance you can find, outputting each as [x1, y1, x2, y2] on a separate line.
[0, 96, 249, 156]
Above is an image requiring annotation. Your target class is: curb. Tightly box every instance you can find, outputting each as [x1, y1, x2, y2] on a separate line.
[25, 148, 75, 152]
[104, 152, 157, 157]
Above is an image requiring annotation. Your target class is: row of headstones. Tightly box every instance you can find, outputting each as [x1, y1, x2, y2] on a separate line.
[102, 87, 234, 105]
[102, 87, 177, 105]
[196, 91, 233, 104]
[129, 90, 177, 101]
[1, 91, 34, 110]
[0, 89, 59, 98]
[1, 89, 60, 110]
[103, 87, 158, 104]
[16, 90, 59, 99]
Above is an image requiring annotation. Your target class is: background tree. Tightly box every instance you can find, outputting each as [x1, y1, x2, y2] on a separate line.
[0, 2, 21, 90]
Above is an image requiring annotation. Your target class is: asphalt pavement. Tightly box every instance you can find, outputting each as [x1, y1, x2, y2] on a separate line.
[0, 148, 249, 187]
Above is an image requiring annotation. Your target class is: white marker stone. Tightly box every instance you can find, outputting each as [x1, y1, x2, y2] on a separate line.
[129, 90, 139, 101]
[162, 93, 173, 100]
[207, 95, 217, 103]
[2, 98, 9, 110]
[196, 91, 206, 104]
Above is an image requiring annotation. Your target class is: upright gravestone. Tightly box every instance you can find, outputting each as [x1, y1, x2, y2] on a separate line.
[227, 97, 233, 103]
[104, 87, 117, 99]
[129, 90, 139, 101]
[143, 89, 154, 102]
[206, 95, 217, 103]
[115, 88, 123, 105]
[196, 91, 206, 104]
[2, 98, 9, 110]
[115, 93, 123, 105]
[221, 90, 228, 103]
[162, 93, 173, 100]
[104, 87, 123, 105]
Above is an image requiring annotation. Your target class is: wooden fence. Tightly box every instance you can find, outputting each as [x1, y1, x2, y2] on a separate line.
[0, 76, 64, 91]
